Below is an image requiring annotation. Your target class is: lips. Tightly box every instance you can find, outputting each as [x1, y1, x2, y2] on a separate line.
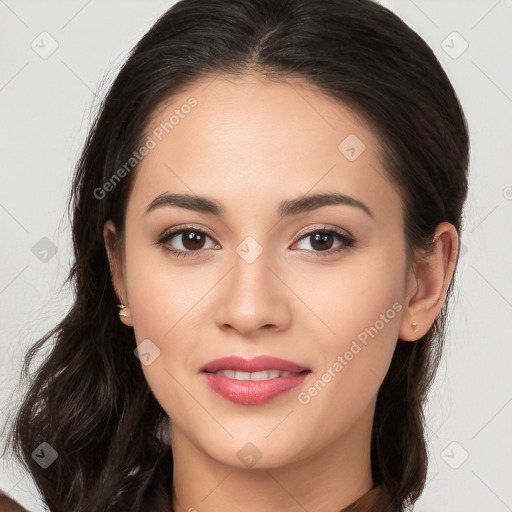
[199, 355, 310, 374]
[199, 356, 311, 405]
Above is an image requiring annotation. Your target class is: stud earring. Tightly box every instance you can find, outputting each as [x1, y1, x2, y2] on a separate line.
[411, 321, 418, 331]
[117, 304, 128, 317]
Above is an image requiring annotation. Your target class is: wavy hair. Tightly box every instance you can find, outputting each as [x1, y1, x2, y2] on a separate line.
[6, 0, 469, 510]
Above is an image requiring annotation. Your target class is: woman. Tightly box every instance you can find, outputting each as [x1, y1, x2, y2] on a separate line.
[4, 0, 469, 510]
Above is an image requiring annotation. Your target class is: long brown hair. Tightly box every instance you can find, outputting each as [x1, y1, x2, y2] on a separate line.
[5, 0, 469, 510]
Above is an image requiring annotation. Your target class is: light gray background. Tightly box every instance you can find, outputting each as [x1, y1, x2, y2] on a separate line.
[1, 1, 511, 510]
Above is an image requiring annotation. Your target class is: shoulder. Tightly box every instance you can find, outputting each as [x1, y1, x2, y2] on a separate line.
[0, 490, 29, 512]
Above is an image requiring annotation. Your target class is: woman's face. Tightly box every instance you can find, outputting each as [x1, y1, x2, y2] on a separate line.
[107, 74, 415, 469]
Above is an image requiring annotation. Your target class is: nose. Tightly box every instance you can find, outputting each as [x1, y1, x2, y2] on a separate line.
[214, 249, 292, 338]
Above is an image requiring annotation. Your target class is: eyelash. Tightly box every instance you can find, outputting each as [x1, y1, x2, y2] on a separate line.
[154, 224, 356, 259]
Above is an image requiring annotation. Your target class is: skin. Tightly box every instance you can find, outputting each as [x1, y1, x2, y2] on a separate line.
[104, 74, 459, 512]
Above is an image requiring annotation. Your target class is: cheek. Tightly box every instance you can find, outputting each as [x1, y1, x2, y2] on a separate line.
[293, 246, 405, 406]
[123, 247, 209, 415]
[295, 291, 402, 445]
[125, 244, 207, 340]
[294, 244, 405, 347]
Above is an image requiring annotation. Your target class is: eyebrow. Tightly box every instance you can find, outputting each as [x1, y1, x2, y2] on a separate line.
[144, 191, 374, 219]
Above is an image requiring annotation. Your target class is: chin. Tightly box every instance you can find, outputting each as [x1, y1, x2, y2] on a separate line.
[195, 430, 311, 470]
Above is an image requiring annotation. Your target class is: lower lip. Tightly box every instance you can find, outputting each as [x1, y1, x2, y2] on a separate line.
[202, 372, 310, 405]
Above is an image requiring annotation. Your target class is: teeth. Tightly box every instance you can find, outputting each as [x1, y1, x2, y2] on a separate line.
[251, 370, 279, 380]
[213, 370, 296, 380]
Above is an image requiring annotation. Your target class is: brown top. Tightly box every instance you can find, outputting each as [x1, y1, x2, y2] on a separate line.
[339, 484, 398, 512]
[0, 483, 398, 511]
[0, 491, 28, 512]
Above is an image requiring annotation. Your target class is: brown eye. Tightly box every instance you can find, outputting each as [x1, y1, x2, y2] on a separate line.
[309, 232, 335, 251]
[179, 230, 207, 251]
[293, 227, 355, 256]
[155, 227, 219, 258]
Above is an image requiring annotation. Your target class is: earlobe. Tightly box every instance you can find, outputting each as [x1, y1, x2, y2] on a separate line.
[398, 222, 459, 341]
[103, 220, 133, 327]
[116, 303, 134, 327]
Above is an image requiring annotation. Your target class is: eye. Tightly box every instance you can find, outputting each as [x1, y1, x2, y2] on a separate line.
[155, 225, 220, 258]
[154, 224, 356, 259]
[292, 226, 356, 256]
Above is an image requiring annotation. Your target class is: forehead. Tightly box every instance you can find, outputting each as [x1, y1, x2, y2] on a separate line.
[145, 73, 381, 158]
[126, 74, 400, 222]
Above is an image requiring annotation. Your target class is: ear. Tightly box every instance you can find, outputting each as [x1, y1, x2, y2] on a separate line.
[103, 220, 133, 327]
[398, 222, 459, 341]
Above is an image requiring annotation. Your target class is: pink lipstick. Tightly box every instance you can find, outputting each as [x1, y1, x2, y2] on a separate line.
[200, 356, 311, 405]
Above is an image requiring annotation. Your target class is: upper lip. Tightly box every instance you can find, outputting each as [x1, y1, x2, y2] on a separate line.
[200, 356, 310, 374]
